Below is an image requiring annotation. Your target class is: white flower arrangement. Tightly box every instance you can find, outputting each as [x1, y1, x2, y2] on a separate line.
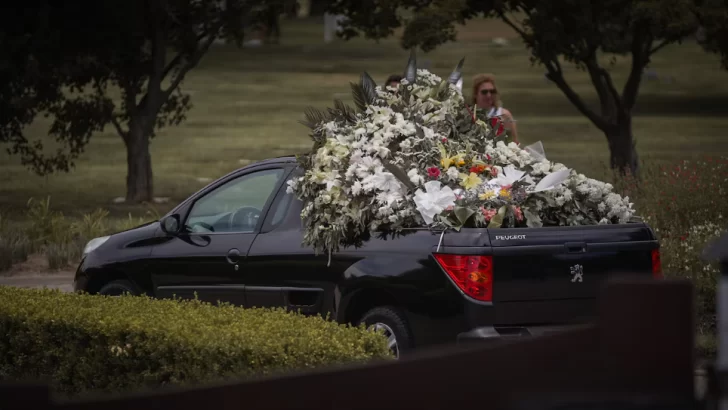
[289, 53, 636, 257]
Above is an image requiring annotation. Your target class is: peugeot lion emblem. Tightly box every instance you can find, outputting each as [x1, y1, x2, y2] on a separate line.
[570, 264, 584, 283]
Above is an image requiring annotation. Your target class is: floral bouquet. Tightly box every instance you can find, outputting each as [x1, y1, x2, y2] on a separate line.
[287, 52, 636, 259]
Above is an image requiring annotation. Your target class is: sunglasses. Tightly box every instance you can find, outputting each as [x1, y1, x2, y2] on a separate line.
[480, 89, 497, 95]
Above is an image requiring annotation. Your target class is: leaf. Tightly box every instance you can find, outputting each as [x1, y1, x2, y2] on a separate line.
[488, 206, 508, 229]
[330, 99, 357, 124]
[349, 72, 378, 112]
[447, 57, 465, 88]
[350, 82, 368, 112]
[360, 71, 378, 105]
[453, 206, 475, 225]
[437, 142, 447, 159]
[299, 106, 329, 130]
[523, 208, 543, 228]
[404, 48, 417, 83]
[432, 80, 448, 99]
[415, 124, 425, 139]
[382, 160, 416, 192]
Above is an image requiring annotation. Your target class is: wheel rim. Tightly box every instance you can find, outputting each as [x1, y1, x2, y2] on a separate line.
[370, 322, 399, 359]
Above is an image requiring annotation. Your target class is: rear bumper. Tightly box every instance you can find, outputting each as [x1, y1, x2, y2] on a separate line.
[456, 324, 589, 343]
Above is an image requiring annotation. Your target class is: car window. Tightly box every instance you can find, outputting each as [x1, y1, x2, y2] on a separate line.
[185, 168, 284, 233]
[269, 188, 293, 228]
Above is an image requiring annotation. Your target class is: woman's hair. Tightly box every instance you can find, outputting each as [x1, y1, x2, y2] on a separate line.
[471, 73, 500, 107]
[386, 74, 403, 85]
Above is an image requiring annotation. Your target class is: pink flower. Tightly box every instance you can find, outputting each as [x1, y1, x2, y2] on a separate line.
[445, 205, 455, 211]
[441, 137, 448, 143]
[427, 167, 441, 178]
[513, 206, 523, 221]
[481, 207, 497, 221]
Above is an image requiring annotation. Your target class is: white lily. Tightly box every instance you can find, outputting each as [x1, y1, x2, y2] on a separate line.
[490, 165, 527, 187]
[532, 169, 571, 192]
[413, 181, 457, 224]
[362, 171, 402, 193]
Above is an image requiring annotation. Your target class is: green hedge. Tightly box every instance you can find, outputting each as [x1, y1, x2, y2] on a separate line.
[0, 287, 391, 396]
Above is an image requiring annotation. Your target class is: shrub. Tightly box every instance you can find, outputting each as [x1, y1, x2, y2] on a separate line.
[0, 287, 391, 397]
[71, 208, 111, 242]
[0, 218, 31, 272]
[44, 242, 74, 270]
[0, 242, 11, 272]
[611, 156, 728, 337]
[25, 197, 73, 251]
[112, 213, 151, 233]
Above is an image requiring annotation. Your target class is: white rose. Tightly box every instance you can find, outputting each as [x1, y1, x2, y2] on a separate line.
[446, 166, 460, 181]
[407, 169, 424, 186]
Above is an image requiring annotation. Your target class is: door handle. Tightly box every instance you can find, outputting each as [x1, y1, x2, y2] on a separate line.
[564, 242, 587, 254]
[226, 248, 240, 264]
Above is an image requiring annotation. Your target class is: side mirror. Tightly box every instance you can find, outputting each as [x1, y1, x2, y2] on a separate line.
[160, 214, 181, 235]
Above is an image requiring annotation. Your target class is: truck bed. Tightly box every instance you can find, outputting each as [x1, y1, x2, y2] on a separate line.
[433, 222, 660, 327]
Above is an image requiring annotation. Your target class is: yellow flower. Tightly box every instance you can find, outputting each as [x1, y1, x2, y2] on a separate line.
[499, 188, 512, 199]
[441, 154, 465, 169]
[438, 143, 467, 169]
[460, 172, 483, 190]
[479, 191, 495, 200]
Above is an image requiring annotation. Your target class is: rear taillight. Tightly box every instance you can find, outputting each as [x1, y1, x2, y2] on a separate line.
[433, 254, 493, 302]
[651, 249, 662, 279]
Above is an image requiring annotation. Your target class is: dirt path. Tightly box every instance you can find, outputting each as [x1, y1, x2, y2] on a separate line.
[0, 254, 75, 292]
[0, 272, 74, 292]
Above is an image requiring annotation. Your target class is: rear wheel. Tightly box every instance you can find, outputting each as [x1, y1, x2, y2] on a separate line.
[98, 280, 139, 297]
[359, 306, 414, 359]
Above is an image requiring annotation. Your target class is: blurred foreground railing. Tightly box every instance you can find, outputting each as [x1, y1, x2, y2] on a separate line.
[703, 231, 728, 410]
[0, 276, 699, 410]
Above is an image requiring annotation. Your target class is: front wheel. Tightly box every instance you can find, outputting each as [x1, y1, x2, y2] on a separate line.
[98, 280, 140, 297]
[359, 306, 414, 359]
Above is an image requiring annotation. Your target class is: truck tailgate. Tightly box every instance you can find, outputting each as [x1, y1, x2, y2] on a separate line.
[490, 223, 658, 303]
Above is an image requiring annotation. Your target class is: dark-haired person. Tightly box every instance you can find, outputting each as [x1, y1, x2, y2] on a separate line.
[385, 74, 403, 90]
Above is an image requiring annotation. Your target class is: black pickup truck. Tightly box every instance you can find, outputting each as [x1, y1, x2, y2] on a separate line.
[74, 156, 662, 358]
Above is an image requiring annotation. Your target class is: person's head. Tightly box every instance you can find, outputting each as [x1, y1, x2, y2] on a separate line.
[385, 74, 403, 89]
[472, 73, 499, 109]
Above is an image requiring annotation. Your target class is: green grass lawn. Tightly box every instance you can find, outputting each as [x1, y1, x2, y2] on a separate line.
[1, 17, 727, 221]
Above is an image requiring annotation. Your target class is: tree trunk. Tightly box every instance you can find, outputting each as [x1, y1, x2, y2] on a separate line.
[605, 117, 639, 178]
[125, 125, 153, 203]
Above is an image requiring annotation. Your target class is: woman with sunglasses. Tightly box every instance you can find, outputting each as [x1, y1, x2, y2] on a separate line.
[471, 73, 519, 144]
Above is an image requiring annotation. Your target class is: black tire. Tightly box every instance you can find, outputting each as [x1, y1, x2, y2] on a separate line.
[98, 280, 139, 297]
[359, 306, 414, 359]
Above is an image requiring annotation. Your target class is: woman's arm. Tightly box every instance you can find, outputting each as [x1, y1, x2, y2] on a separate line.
[501, 108, 519, 144]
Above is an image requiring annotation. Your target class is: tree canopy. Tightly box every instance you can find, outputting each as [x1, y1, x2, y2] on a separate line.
[696, 0, 728, 69]
[327, 0, 700, 175]
[0, 0, 263, 201]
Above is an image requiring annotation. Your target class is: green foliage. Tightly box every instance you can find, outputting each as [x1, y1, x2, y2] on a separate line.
[697, 0, 728, 69]
[0, 1, 268, 201]
[26, 197, 73, 249]
[328, 0, 703, 174]
[610, 156, 728, 333]
[0, 287, 392, 397]
[44, 242, 76, 271]
[70, 208, 110, 242]
[12, 197, 155, 270]
[0, 213, 31, 272]
[114, 212, 152, 233]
